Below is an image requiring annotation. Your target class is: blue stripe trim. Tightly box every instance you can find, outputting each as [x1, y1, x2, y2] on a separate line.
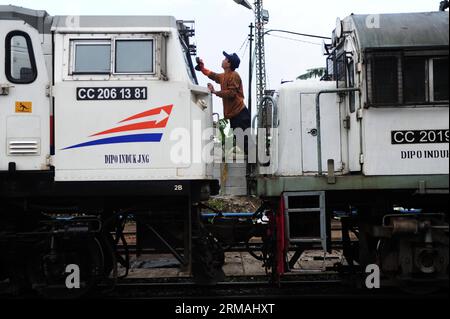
[63, 133, 163, 150]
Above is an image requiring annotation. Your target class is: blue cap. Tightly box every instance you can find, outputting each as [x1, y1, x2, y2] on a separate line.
[223, 51, 241, 70]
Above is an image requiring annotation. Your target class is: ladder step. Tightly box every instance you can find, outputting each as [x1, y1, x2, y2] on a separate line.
[283, 191, 328, 252]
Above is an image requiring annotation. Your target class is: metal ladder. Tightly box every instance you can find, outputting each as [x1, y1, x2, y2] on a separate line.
[283, 191, 328, 253]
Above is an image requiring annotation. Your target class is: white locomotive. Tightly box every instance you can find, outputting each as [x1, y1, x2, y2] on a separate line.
[0, 5, 221, 297]
[255, 11, 449, 287]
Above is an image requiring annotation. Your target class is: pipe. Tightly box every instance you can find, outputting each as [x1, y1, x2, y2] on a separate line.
[315, 88, 360, 175]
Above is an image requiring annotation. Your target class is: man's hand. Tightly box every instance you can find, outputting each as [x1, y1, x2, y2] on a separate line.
[195, 57, 205, 71]
[207, 83, 216, 94]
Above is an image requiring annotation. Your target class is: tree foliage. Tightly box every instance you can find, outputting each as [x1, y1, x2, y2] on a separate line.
[297, 67, 326, 80]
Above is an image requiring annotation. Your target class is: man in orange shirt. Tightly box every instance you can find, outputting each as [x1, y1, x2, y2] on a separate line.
[196, 52, 251, 154]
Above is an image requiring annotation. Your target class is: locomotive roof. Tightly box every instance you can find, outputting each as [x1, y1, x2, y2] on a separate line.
[0, 5, 178, 33]
[0, 5, 52, 33]
[350, 12, 449, 50]
[52, 15, 177, 30]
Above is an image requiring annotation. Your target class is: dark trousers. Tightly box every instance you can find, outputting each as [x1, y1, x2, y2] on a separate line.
[230, 107, 251, 131]
[230, 107, 251, 155]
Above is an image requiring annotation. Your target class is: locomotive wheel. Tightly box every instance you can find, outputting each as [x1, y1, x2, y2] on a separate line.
[192, 234, 225, 285]
[378, 239, 443, 295]
[27, 237, 104, 299]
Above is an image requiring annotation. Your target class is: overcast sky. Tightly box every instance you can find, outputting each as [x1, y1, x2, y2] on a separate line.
[1, 0, 442, 116]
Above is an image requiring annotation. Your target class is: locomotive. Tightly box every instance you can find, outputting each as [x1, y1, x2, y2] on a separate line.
[0, 5, 222, 297]
[255, 11, 449, 289]
[0, 5, 448, 297]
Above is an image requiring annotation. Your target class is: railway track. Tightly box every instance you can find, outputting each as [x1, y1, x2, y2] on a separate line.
[1, 273, 447, 299]
[94, 275, 449, 299]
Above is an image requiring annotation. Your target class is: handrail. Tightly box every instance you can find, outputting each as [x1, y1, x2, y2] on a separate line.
[252, 114, 259, 135]
[260, 95, 278, 128]
[257, 95, 279, 160]
[315, 88, 360, 175]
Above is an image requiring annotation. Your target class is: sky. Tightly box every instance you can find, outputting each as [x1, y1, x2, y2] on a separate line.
[0, 0, 442, 116]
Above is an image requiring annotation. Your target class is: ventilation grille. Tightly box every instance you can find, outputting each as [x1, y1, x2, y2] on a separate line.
[8, 140, 40, 156]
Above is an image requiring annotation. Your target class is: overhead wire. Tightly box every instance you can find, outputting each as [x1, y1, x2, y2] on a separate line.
[237, 35, 250, 54]
[266, 34, 322, 46]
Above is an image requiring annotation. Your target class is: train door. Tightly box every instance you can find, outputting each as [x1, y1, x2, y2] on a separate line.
[0, 21, 50, 171]
[300, 90, 343, 173]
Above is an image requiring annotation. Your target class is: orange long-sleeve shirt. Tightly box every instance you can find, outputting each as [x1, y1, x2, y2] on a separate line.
[204, 70, 245, 119]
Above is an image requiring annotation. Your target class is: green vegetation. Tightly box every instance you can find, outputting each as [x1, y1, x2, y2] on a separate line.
[297, 67, 326, 80]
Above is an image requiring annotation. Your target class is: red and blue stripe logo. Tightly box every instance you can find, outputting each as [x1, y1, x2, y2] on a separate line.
[63, 105, 173, 150]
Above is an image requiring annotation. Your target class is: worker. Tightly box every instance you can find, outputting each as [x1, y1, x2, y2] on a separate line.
[195, 52, 251, 155]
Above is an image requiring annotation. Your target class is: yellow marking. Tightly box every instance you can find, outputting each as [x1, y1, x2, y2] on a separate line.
[15, 101, 32, 113]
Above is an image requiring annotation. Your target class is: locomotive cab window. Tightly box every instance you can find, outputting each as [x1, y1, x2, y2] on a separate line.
[369, 55, 400, 105]
[347, 59, 356, 112]
[325, 55, 335, 81]
[335, 51, 347, 88]
[367, 51, 449, 106]
[432, 57, 449, 102]
[6, 31, 37, 84]
[69, 37, 160, 77]
[404, 57, 427, 104]
[115, 39, 154, 74]
[72, 41, 111, 74]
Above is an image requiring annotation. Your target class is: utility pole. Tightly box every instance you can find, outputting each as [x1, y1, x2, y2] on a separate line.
[233, 0, 266, 116]
[248, 23, 254, 117]
[254, 0, 268, 112]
